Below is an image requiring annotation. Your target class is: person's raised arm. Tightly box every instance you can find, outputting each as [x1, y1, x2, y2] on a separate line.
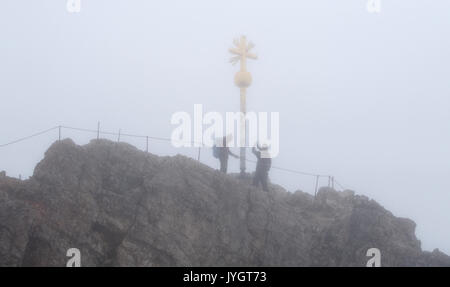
[252, 146, 260, 159]
[228, 149, 239, 159]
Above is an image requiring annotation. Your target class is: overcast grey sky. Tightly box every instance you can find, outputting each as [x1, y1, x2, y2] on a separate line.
[1, 0, 449, 254]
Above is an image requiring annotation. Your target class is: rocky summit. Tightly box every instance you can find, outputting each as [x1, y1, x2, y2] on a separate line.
[0, 139, 449, 266]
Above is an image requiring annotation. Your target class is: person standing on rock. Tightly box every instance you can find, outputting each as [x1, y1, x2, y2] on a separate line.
[252, 143, 271, 192]
[213, 135, 239, 173]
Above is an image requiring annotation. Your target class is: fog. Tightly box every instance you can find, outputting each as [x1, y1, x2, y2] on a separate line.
[1, 1, 449, 254]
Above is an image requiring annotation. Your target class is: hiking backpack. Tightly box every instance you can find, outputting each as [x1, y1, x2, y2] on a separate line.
[213, 145, 220, 158]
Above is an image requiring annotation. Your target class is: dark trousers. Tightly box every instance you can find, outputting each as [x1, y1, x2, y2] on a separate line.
[253, 170, 269, 191]
[220, 157, 228, 173]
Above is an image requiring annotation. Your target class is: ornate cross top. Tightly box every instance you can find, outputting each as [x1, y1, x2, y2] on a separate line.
[229, 36, 257, 71]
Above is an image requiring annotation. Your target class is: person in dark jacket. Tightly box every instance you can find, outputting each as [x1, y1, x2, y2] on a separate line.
[252, 143, 271, 192]
[217, 136, 239, 173]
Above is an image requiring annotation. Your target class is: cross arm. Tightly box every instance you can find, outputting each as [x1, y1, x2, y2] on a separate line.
[229, 48, 243, 56]
[246, 53, 257, 60]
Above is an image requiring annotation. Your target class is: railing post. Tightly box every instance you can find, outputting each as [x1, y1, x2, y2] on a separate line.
[197, 147, 201, 161]
[58, 126, 61, 141]
[146, 136, 149, 152]
[118, 129, 121, 142]
[97, 122, 100, 140]
[314, 175, 320, 198]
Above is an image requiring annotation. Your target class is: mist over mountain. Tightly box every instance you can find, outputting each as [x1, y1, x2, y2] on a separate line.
[0, 139, 448, 267]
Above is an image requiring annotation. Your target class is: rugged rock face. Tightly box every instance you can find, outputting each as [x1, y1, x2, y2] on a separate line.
[0, 139, 449, 266]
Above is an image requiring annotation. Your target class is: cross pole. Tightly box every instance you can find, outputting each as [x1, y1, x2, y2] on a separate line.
[229, 35, 257, 176]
